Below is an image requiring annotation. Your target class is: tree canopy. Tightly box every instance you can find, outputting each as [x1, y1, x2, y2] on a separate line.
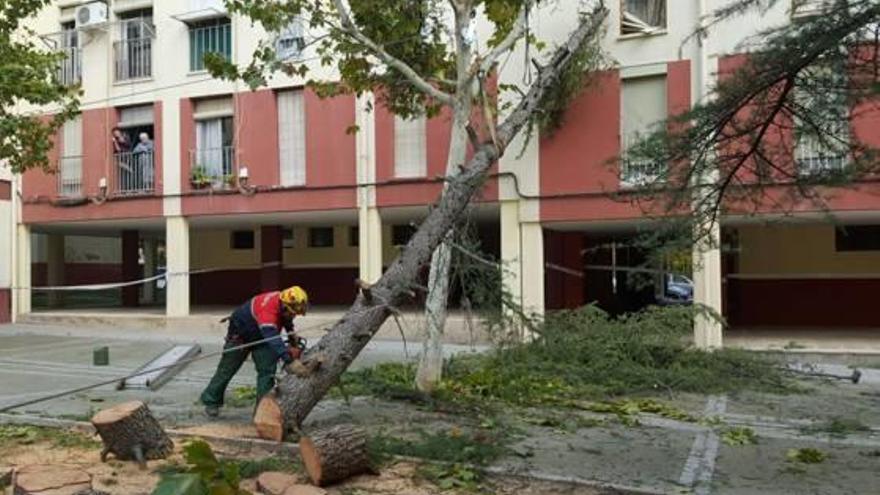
[0, 0, 80, 173]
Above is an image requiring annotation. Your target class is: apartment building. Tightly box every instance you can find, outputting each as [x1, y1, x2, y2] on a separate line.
[2, 0, 879, 343]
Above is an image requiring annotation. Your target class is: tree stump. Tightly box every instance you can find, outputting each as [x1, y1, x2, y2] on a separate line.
[13, 465, 91, 495]
[91, 401, 173, 467]
[299, 425, 372, 486]
[254, 394, 284, 442]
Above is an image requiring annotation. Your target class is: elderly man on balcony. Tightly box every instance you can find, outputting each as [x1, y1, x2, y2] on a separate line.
[133, 132, 154, 191]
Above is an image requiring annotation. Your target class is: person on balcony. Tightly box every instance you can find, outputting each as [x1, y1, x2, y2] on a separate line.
[111, 127, 131, 153]
[200, 286, 310, 418]
[133, 132, 154, 189]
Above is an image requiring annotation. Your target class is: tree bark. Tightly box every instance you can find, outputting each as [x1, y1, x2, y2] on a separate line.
[91, 401, 173, 466]
[299, 425, 371, 486]
[416, 0, 476, 393]
[274, 7, 608, 431]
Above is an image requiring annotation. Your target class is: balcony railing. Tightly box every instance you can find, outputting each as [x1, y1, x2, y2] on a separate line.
[190, 146, 236, 189]
[114, 37, 153, 81]
[114, 151, 155, 195]
[620, 158, 664, 188]
[57, 47, 81, 86]
[796, 136, 847, 176]
[57, 155, 83, 197]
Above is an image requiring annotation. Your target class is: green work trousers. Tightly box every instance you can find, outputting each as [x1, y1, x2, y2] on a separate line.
[200, 339, 279, 407]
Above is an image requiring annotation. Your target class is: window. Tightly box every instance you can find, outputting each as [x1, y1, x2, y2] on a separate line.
[58, 21, 80, 85]
[231, 230, 255, 250]
[276, 17, 305, 61]
[836, 225, 880, 252]
[620, 74, 667, 187]
[282, 228, 295, 248]
[794, 57, 849, 176]
[349, 226, 359, 247]
[193, 98, 235, 187]
[621, 0, 666, 35]
[115, 9, 153, 81]
[392, 225, 416, 246]
[114, 104, 155, 194]
[277, 90, 306, 186]
[394, 115, 427, 178]
[309, 227, 334, 248]
[58, 115, 83, 197]
[189, 18, 231, 71]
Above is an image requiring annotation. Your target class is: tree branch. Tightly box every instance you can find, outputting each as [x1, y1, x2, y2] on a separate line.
[475, 0, 535, 77]
[331, 0, 454, 105]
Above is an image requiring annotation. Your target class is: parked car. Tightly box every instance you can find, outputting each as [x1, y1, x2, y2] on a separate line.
[659, 274, 693, 305]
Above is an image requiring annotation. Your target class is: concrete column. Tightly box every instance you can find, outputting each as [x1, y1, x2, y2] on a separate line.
[500, 200, 523, 315]
[520, 222, 545, 320]
[693, 222, 723, 349]
[358, 207, 383, 284]
[142, 237, 157, 304]
[260, 225, 283, 291]
[14, 224, 31, 317]
[121, 230, 140, 307]
[46, 233, 65, 308]
[165, 216, 190, 317]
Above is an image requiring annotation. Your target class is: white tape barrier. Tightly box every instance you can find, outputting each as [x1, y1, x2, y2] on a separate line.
[14, 262, 285, 292]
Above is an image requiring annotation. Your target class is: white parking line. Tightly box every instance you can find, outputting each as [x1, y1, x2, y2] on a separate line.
[679, 395, 727, 494]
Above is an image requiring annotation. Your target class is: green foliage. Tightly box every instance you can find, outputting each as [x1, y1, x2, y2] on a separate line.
[335, 305, 793, 411]
[801, 417, 870, 439]
[152, 440, 250, 495]
[0, 424, 100, 450]
[226, 386, 258, 408]
[369, 428, 506, 466]
[233, 456, 299, 479]
[721, 427, 759, 446]
[0, 0, 81, 172]
[786, 447, 827, 464]
[416, 463, 482, 492]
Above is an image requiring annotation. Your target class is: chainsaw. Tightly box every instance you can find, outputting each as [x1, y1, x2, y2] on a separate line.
[287, 335, 307, 361]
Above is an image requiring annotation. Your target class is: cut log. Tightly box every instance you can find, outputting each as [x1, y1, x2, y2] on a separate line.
[254, 394, 284, 442]
[282, 485, 327, 495]
[91, 401, 173, 467]
[255, 471, 298, 495]
[13, 465, 91, 495]
[298, 425, 371, 486]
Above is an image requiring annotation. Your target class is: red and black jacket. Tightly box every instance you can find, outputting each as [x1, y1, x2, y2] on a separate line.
[229, 291, 294, 364]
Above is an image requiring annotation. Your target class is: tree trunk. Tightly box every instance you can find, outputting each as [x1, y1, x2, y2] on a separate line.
[274, 7, 608, 431]
[299, 425, 371, 486]
[416, 3, 476, 393]
[254, 393, 284, 442]
[91, 401, 173, 466]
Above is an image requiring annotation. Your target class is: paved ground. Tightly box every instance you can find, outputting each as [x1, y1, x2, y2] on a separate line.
[1, 323, 880, 494]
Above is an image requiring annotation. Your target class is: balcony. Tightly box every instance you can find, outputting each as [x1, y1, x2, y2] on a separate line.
[620, 158, 664, 188]
[190, 146, 236, 189]
[57, 155, 83, 197]
[114, 37, 153, 81]
[796, 135, 847, 177]
[57, 46, 81, 86]
[113, 151, 155, 195]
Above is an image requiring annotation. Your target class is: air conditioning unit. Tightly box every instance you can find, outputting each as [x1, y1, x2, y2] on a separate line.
[75, 1, 108, 29]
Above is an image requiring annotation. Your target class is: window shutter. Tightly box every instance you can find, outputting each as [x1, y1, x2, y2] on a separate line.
[394, 115, 427, 178]
[193, 96, 233, 120]
[621, 75, 667, 149]
[118, 104, 154, 127]
[278, 90, 306, 186]
[62, 115, 82, 157]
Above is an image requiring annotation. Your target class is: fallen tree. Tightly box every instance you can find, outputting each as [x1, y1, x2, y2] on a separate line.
[273, 6, 609, 432]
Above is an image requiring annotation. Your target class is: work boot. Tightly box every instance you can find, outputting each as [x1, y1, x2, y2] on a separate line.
[204, 405, 220, 418]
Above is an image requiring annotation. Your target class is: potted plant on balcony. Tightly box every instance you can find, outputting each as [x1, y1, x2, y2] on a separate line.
[190, 166, 211, 189]
[222, 173, 237, 189]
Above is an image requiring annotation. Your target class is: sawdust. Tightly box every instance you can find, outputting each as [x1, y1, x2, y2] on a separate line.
[174, 422, 260, 439]
[0, 438, 597, 495]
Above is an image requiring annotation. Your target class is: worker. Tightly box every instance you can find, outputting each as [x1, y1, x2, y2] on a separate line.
[200, 286, 309, 417]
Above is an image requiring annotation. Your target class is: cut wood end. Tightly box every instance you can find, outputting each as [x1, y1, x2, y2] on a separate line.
[254, 395, 284, 442]
[90, 401, 145, 425]
[298, 436, 322, 486]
